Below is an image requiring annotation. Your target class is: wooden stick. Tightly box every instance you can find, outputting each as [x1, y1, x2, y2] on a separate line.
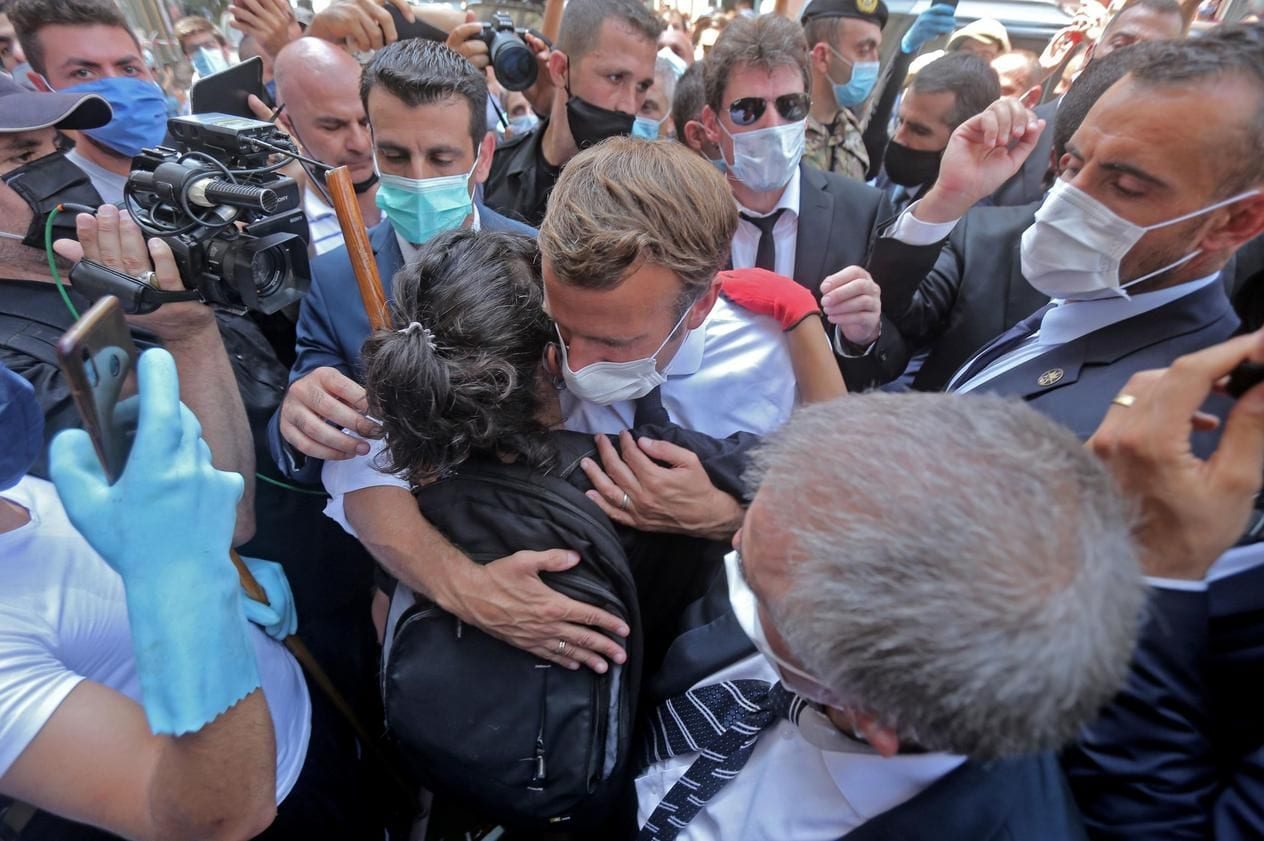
[229, 549, 416, 805]
[541, 0, 564, 43]
[325, 165, 390, 331]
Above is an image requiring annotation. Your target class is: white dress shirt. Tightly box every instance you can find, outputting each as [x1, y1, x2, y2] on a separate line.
[635, 653, 965, 841]
[951, 273, 1221, 392]
[320, 296, 796, 536]
[303, 190, 346, 256]
[730, 168, 801, 279]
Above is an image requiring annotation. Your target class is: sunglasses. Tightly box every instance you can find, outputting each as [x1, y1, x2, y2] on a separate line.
[727, 92, 811, 127]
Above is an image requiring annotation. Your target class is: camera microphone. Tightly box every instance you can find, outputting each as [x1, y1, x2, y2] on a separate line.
[188, 177, 278, 213]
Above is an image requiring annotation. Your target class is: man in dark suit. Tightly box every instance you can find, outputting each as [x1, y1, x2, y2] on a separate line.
[634, 391, 1143, 840]
[989, 0, 1186, 207]
[268, 39, 534, 484]
[841, 43, 1164, 393]
[698, 13, 895, 370]
[1058, 332, 1264, 840]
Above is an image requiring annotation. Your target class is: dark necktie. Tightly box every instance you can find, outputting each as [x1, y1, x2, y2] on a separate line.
[947, 304, 1053, 392]
[740, 209, 786, 272]
[634, 385, 671, 426]
[639, 680, 802, 841]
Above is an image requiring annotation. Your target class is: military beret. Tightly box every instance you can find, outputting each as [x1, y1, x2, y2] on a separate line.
[800, 0, 889, 31]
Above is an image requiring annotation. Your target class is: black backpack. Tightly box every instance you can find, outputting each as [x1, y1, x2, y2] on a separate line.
[382, 432, 641, 831]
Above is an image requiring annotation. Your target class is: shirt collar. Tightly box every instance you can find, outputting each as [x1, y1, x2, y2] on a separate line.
[393, 205, 481, 265]
[1038, 272, 1221, 348]
[736, 166, 801, 220]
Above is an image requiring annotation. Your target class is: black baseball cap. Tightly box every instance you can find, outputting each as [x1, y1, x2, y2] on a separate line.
[0, 72, 112, 132]
[800, 0, 889, 30]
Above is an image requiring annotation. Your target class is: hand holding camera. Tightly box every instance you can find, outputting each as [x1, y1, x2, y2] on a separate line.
[52, 204, 216, 343]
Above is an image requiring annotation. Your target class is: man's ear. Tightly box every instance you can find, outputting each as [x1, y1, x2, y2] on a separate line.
[854, 712, 901, 758]
[473, 131, 496, 184]
[1200, 193, 1264, 254]
[686, 275, 722, 331]
[548, 50, 570, 90]
[809, 41, 831, 76]
[700, 105, 722, 147]
[683, 119, 709, 155]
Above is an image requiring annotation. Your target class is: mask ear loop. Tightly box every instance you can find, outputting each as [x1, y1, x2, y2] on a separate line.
[1113, 189, 1262, 300]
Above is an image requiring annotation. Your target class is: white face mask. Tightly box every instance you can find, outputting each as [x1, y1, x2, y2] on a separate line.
[1020, 179, 1260, 300]
[719, 119, 805, 193]
[724, 549, 843, 708]
[556, 304, 693, 405]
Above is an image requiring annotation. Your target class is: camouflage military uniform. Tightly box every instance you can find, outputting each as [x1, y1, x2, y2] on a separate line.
[804, 107, 869, 181]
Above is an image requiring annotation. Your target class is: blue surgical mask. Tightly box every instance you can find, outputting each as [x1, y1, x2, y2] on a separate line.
[708, 157, 728, 174]
[509, 112, 540, 136]
[0, 365, 44, 491]
[631, 115, 662, 140]
[58, 77, 168, 159]
[375, 154, 479, 246]
[828, 48, 880, 109]
[190, 46, 230, 78]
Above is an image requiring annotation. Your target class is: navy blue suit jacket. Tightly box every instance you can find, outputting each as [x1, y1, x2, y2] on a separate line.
[268, 208, 536, 482]
[964, 278, 1239, 445]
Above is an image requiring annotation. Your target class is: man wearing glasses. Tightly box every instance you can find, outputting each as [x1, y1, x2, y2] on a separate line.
[700, 14, 898, 382]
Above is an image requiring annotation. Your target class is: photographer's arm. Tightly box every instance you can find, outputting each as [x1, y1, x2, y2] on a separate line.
[54, 207, 256, 544]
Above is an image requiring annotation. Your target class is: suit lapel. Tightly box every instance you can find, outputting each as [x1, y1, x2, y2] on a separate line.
[793, 163, 835, 296]
[369, 219, 404, 301]
[977, 281, 1236, 400]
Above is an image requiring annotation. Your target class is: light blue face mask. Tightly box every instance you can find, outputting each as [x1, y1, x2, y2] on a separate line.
[828, 48, 880, 109]
[375, 153, 479, 246]
[58, 76, 168, 158]
[509, 112, 540, 136]
[190, 46, 230, 78]
[632, 115, 662, 140]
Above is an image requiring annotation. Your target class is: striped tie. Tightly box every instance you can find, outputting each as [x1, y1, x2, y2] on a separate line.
[639, 680, 802, 841]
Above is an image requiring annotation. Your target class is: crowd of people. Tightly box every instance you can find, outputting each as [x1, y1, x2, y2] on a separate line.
[0, 0, 1263, 838]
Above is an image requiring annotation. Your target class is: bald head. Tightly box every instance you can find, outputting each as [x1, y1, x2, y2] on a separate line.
[274, 36, 362, 98]
[273, 37, 375, 184]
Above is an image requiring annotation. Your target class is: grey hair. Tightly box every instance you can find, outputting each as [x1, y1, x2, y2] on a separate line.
[746, 393, 1146, 760]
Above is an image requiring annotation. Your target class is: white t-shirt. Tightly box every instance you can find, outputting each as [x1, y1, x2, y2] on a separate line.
[0, 476, 311, 801]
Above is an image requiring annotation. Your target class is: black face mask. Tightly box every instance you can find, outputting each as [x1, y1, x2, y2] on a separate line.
[883, 141, 944, 189]
[1, 150, 104, 248]
[565, 80, 635, 150]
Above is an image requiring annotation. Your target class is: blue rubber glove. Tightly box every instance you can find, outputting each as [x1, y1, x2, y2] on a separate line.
[240, 556, 299, 641]
[902, 4, 958, 54]
[49, 348, 261, 736]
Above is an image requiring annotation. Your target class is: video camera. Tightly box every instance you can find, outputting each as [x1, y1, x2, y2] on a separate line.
[478, 12, 538, 92]
[96, 113, 311, 315]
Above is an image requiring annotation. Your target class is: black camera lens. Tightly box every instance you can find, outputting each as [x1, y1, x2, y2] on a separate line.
[252, 248, 283, 298]
[488, 31, 537, 91]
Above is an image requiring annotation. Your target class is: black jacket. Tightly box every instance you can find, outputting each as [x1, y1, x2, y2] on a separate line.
[483, 119, 562, 228]
[841, 202, 1048, 392]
